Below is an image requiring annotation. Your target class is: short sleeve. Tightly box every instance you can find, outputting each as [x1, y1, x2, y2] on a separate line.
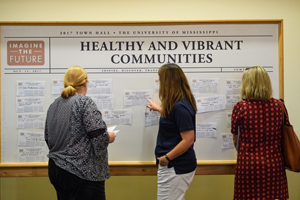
[231, 102, 242, 135]
[173, 103, 195, 133]
[82, 98, 107, 133]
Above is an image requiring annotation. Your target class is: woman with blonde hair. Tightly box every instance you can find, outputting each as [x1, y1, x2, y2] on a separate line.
[231, 66, 289, 200]
[147, 63, 197, 200]
[45, 66, 116, 200]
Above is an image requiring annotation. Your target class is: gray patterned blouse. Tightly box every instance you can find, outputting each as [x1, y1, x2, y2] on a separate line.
[45, 94, 110, 181]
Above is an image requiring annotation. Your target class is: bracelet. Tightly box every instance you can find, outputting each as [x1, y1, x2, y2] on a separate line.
[164, 154, 171, 162]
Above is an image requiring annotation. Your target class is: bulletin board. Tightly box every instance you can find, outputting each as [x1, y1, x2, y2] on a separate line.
[0, 20, 283, 177]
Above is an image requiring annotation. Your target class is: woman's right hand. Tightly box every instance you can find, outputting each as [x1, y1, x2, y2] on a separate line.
[146, 99, 162, 112]
[108, 131, 116, 143]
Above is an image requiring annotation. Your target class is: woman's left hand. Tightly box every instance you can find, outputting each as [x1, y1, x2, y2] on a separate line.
[157, 156, 169, 166]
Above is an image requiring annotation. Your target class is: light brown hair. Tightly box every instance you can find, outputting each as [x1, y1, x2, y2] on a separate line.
[61, 66, 88, 99]
[158, 63, 197, 118]
[240, 66, 273, 101]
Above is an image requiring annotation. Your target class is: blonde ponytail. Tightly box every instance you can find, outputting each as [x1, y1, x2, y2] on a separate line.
[61, 66, 88, 99]
[61, 85, 76, 99]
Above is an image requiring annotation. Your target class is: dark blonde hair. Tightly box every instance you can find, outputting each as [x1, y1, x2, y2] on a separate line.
[240, 66, 273, 101]
[61, 66, 88, 99]
[158, 63, 197, 118]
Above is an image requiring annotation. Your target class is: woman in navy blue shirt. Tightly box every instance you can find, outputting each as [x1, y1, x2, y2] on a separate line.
[147, 63, 197, 200]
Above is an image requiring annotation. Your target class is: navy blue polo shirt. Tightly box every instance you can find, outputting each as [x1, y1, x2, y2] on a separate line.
[155, 99, 197, 174]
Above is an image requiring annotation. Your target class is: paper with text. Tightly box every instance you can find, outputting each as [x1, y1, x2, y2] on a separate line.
[196, 122, 217, 138]
[154, 78, 160, 93]
[18, 147, 47, 162]
[18, 130, 46, 147]
[221, 133, 235, 149]
[196, 95, 224, 113]
[16, 97, 44, 113]
[88, 94, 114, 110]
[124, 90, 152, 106]
[225, 95, 240, 110]
[103, 109, 131, 125]
[87, 79, 112, 94]
[191, 78, 219, 94]
[226, 112, 232, 128]
[17, 81, 45, 96]
[52, 80, 64, 95]
[16, 114, 45, 129]
[144, 111, 160, 126]
[225, 79, 241, 95]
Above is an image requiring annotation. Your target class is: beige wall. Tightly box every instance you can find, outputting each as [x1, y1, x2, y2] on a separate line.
[1, 0, 300, 199]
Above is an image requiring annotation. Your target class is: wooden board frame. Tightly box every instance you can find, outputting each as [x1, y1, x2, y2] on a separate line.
[0, 20, 283, 177]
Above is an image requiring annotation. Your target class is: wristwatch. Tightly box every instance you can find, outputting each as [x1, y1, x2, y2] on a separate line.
[164, 154, 171, 161]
